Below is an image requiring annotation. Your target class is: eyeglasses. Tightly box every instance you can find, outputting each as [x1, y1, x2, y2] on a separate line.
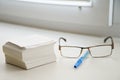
[58, 36, 114, 58]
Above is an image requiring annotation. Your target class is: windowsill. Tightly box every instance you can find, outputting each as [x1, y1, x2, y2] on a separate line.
[19, 0, 92, 7]
[0, 22, 120, 80]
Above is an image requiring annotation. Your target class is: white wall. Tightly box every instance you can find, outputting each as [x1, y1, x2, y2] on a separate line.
[0, 0, 120, 37]
[112, 0, 120, 37]
[113, 0, 120, 24]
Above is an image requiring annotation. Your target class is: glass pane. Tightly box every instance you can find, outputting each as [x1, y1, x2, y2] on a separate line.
[90, 46, 112, 57]
[61, 47, 81, 58]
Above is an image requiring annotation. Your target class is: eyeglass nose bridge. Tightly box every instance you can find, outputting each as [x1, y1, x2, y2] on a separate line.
[79, 47, 88, 52]
[80, 47, 91, 57]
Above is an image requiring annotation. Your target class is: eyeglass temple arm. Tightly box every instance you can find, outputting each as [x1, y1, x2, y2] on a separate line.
[59, 37, 67, 50]
[104, 36, 114, 49]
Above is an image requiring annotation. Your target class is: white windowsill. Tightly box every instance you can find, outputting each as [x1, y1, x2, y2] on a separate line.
[19, 0, 92, 7]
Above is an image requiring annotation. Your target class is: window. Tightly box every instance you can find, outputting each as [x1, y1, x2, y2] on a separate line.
[109, 0, 114, 26]
[19, 0, 92, 7]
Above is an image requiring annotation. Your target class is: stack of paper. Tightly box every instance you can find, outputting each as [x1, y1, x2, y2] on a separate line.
[3, 35, 56, 69]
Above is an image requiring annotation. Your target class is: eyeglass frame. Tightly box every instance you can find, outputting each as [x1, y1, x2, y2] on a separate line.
[58, 36, 114, 58]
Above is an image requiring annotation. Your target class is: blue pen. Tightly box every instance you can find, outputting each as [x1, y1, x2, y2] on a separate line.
[74, 51, 89, 68]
